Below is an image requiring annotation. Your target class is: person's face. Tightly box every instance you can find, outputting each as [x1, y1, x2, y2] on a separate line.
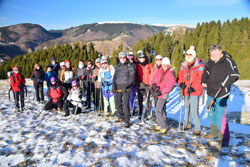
[52, 60, 56, 64]
[47, 67, 52, 72]
[36, 66, 40, 70]
[210, 49, 222, 62]
[72, 84, 78, 90]
[87, 62, 92, 68]
[162, 64, 169, 71]
[79, 61, 84, 66]
[51, 80, 56, 85]
[14, 69, 19, 73]
[138, 56, 145, 63]
[66, 62, 70, 68]
[101, 62, 108, 68]
[155, 59, 162, 66]
[96, 62, 101, 68]
[119, 56, 127, 64]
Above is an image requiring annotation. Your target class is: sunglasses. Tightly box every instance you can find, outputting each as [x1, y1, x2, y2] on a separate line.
[186, 54, 192, 56]
[14, 69, 19, 71]
[72, 85, 78, 87]
[156, 59, 162, 61]
[119, 57, 126, 59]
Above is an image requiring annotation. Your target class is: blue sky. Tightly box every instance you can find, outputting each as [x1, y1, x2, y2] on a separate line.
[0, 0, 249, 30]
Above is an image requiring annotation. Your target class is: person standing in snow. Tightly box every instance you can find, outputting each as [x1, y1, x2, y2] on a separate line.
[30, 64, 45, 103]
[177, 46, 205, 135]
[93, 58, 103, 112]
[44, 77, 68, 111]
[150, 57, 176, 133]
[60, 60, 76, 91]
[10, 66, 26, 112]
[149, 54, 163, 120]
[50, 57, 60, 74]
[202, 44, 239, 146]
[112, 52, 135, 128]
[63, 80, 83, 117]
[82, 60, 95, 109]
[75, 59, 86, 90]
[136, 50, 152, 121]
[98, 56, 116, 116]
[127, 52, 137, 116]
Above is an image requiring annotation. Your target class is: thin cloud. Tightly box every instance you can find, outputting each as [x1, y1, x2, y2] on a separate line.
[0, 17, 8, 21]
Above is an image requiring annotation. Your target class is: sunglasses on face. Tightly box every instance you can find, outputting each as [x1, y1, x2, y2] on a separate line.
[139, 57, 145, 59]
[119, 57, 126, 59]
[72, 85, 78, 87]
[186, 54, 192, 56]
[14, 70, 19, 71]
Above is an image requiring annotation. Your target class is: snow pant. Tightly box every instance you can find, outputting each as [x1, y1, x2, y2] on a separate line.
[137, 87, 151, 117]
[34, 83, 44, 102]
[95, 88, 104, 111]
[129, 86, 137, 110]
[63, 100, 81, 115]
[13, 91, 25, 109]
[86, 82, 94, 107]
[207, 95, 230, 145]
[115, 90, 131, 124]
[43, 97, 63, 110]
[103, 90, 115, 115]
[155, 98, 167, 129]
[184, 96, 201, 131]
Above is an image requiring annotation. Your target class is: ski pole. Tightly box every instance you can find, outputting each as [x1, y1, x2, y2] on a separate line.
[73, 104, 78, 122]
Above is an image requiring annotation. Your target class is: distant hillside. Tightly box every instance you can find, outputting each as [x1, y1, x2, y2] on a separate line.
[0, 22, 194, 59]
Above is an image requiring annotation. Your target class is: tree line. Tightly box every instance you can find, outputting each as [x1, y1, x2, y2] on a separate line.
[0, 17, 249, 79]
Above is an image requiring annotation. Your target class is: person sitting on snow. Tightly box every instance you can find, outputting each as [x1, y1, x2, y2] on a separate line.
[63, 80, 84, 117]
[43, 77, 67, 111]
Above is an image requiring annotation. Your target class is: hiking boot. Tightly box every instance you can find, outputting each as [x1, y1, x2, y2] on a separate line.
[64, 113, 70, 117]
[184, 125, 192, 131]
[124, 122, 130, 128]
[103, 112, 110, 117]
[115, 118, 124, 123]
[159, 129, 167, 134]
[206, 134, 217, 139]
[154, 126, 161, 131]
[57, 108, 64, 112]
[194, 131, 200, 136]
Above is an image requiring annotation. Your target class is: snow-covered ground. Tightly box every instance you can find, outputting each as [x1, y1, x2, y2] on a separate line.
[0, 79, 249, 166]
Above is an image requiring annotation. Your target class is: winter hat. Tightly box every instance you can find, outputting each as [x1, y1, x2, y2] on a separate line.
[95, 58, 101, 64]
[60, 62, 65, 67]
[50, 77, 56, 82]
[155, 55, 163, 60]
[162, 57, 170, 65]
[101, 56, 108, 63]
[65, 60, 71, 64]
[71, 80, 78, 86]
[128, 52, 134, 59]
[137, 50, 143, 55]
[185, 46, 196, 63]
[51, 57, 56, 61]
[118, 51, 127, 58]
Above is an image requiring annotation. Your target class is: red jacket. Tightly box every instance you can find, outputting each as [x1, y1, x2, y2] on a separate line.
[178, 58, 205, 96]
[48, 83, 65, 103]
[150, 67, 176, 99]
[10, 72, 26, 92]
[136, 62, 152, 85]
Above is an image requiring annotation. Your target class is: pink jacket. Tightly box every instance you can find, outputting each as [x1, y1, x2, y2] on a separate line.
[150, 67, 176, 99]
[150, 63, 162, 84]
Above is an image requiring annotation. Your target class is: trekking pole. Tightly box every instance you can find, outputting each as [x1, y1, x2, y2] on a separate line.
[182, 82, 192, 131]
[141, 87, 150, 122]
[98, 87, 103, 115]
[24, 85, 28, 97]
[206, 75, 229, 113]
[72, 104, 78, 122]
[178, 89, 184, 131]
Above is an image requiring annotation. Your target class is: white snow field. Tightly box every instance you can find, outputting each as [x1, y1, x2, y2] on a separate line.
[0, 79, 249, 167]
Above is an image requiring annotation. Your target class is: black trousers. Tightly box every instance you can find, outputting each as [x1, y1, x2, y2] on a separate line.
[137, 87, 151, 116]
[115, 90, 131, 123]
[43, 97, 63, 110]
[34, 83, 44, 102]
[86, 82, 94, 107]
[63, 100, 81, 115]
[13, 91, 24, 108]
[95, 88, 104, 110]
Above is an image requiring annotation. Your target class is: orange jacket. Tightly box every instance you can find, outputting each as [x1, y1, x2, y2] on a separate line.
[136, 62, 152, 85]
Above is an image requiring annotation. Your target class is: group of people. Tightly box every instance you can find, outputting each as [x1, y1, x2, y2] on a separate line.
[9, 43, 239, 147]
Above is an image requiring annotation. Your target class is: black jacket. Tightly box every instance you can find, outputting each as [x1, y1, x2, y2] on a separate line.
[202, 51, 239, 98]
[83, 66, 94, 87]
[51, 62, 60, 74]
[112, 60, 135, 92]
[30, 69, 45, 85]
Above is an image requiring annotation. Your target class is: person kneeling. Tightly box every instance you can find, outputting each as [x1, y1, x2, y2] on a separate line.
[63, 80, 83, 117]
[44, 77, 67, 111]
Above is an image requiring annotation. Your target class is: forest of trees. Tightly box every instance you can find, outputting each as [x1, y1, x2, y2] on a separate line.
[0, 17, 249, 79]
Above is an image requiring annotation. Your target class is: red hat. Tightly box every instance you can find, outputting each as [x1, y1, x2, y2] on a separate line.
[13, 66, 19, 71]
[65, 60, 71, 64]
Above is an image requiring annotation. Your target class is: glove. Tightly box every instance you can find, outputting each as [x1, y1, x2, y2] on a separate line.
[89, 74, 93, 79]
[152, 90, 162, 97]
[19, 83, 24, 90]
[81, 75, 85, 80]
[179, 82, 186, 91]
[93, 76, 98, 81]
[187, 87, 195, 94]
